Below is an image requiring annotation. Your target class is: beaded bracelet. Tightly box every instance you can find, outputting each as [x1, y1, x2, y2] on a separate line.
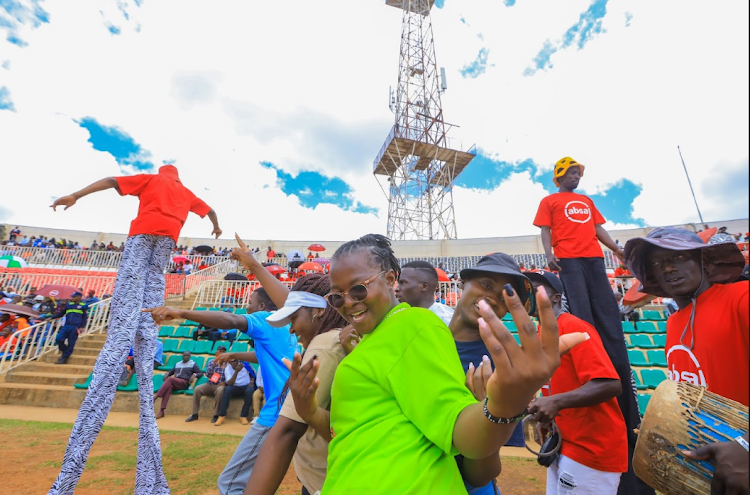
[483, 397, 528, 424]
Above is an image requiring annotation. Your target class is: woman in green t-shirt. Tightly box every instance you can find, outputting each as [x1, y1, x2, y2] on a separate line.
[287, 234, 581, 494]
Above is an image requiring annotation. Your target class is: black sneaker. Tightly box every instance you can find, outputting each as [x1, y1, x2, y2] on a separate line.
[211, 416, 218, 423]
[185, 414, 198, 423]
[55, 357, 68, 365]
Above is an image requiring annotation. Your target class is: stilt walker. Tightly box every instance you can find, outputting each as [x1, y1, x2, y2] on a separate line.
[48, 165, 221, 495]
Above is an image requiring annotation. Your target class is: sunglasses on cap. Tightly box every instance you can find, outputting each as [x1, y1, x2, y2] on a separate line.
[324, 271, 386, 309]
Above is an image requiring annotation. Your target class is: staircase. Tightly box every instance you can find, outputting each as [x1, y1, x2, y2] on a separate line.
[0, 296, 250, 419]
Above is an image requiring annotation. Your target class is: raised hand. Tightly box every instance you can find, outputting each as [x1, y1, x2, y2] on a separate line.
[142, 306, 183, 323]
[479, 285, 562, 419]
[282, 352, 320, 423]
[51, 195, 77, 211]
[231, 233, 260, 271]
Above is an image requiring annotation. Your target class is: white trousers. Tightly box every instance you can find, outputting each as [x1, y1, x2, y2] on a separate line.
[546, 454, 621, 495]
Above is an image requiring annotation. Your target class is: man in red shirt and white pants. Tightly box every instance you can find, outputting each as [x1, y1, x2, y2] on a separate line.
[625, 227, 749, 494]
[48, 165, 221, 495]
[533, 157, 648, 495]
[527, 270, 628, 494]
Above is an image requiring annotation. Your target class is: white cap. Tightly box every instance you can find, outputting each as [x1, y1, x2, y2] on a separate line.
[266, 291, 328, 328]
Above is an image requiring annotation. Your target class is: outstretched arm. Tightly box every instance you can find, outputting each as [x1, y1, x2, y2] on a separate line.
[51, 177, 119, 211]
[595, 224, 624, 260]
[142, 306, 247, 332]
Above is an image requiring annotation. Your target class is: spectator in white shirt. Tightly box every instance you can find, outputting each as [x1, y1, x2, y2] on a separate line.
[395, 260, 455, 326]
[215, 359, 255, 426]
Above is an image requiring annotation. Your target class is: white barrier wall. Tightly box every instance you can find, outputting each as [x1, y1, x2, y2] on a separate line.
[4, 218, 748, 258]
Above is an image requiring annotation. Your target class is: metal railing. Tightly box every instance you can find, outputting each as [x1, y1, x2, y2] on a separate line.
[0, 297, 112, 375]
[0, 271, 117, 297]
[190, 279, 463, 309]
[167, 260, 238, 300]
[0, 245, 230, 272]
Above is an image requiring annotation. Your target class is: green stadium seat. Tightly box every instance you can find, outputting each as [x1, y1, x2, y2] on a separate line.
[621, 321, 639, 334]
[628, 350, 649, 367]
[512, 334, 521, 345]
[117, 373, 138, 392]
[152, 373, 164, 392]
[235, 308, 247, 315]
[249, 362, 259, 373]
[162, 339, 180, 353]
[186, 376, 209, 395]
[184, 320, 199, 326]
[192, 355, 205, 370]
[176, 340, 195, 353]
[504, 321, 517, 331]
[208, 307, 222, 311]
[625, 336, 635, 349]
[637, 321, 662, 334]
[638, 393, 652, 415]
[174, 326, 193, 338]
[630, 334, 658, 349]
[230, 342, 248, 353]
[237, 332, 251, 341]
[656, 321, 667, 332]
[193, 340, 213, 354]
[195, 307, 207, 311]
[641, 369, 668, 389]
[652, 334, 667, 347]
[641, 310, 664, 320]
[73, 372, 94, 389]
[646, 350, 667, 367]
[157, 355, 182, 371]
[502, 313, 512, 321]
[633, 371, 647, 390]
[158, 326, 175, 337]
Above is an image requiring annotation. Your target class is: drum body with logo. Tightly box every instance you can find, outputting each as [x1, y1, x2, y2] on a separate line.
[633, 379, 749, 495]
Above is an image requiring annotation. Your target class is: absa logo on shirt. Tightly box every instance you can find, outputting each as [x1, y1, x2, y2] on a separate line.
[564, 201, 592, 224]
[666, 344, 707, 387]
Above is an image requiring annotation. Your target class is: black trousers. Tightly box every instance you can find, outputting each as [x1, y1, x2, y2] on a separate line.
[558, 257, 655, 495]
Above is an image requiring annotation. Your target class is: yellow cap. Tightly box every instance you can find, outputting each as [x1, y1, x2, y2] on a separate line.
[553, 157, 585, 186]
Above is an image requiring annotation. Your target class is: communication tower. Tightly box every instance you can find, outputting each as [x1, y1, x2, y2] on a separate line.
[373, 0, 476, 240]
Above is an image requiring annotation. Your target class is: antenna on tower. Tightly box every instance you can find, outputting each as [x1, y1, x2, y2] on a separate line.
[440, 67, 447, 92]
[388, 86, 396, 113]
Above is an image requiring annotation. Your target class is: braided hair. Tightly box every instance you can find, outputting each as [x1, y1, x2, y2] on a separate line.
[290, 273, 348, 337]
[332, 234, 401, 279]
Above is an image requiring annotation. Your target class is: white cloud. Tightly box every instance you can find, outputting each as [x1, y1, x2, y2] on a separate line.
[0, 0, 747, 243]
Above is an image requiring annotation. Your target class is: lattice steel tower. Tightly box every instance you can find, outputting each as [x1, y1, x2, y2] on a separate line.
[373, 0, 476, 240]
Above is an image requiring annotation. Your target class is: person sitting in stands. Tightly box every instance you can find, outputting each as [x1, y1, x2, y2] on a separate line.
[252, 366, 265, 421]
[186, 345, 228, 423]
[154, 351, 203, 419]
[193, 323, 216, 341]
[215, 358, 255, 426]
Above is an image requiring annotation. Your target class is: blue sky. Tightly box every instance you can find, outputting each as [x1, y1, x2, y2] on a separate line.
[0, 0, 747, 241]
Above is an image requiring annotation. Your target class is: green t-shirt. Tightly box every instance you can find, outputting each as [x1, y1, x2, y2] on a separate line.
[323, 303, 477, 494]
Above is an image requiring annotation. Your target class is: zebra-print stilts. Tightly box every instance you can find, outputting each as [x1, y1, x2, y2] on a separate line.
[49, 234, 174, 495]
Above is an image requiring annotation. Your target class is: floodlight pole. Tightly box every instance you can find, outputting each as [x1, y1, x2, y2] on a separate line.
[677, 146, 705, 225]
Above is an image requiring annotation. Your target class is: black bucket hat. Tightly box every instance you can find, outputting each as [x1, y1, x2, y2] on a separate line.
[460, 253, 534, 314]
[624, 227, 745, 297]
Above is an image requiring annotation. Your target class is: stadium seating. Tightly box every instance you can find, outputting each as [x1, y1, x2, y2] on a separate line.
[174, 326, 193, 338]
[158, 326, 176, 338]
[652, 334, 666, 347]
[231, 342, 249, 353]
[633, 372, 646, 390]
[640, 309, 664, 320]
[157, 355, 182, 371]
[176, 340, 195, 353]
[646, 350, 667, 367]
[152, 374, 164, 393]
[162, 339, 180, 353]
[629, 334, 658, 349]
[74, 373, 94, 389]
[193, 340, 213, 354]
[637, 393, 652, 415]
[627, 350, 649, 367]
[641, 369, 668, 389]
[117, 373, 139, 392]
[621, 321, 638, 334]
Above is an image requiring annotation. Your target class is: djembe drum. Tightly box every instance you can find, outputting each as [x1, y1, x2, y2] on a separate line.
[634, 380, 749, 495]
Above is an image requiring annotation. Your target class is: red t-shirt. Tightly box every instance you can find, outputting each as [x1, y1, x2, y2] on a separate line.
[115, 166, 211, 242]
[548, 313, 628, 473]
[533, 192, 606, 259]
[666, 282, 749, 406]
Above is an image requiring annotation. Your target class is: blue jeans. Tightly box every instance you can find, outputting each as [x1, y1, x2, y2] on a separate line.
[56, 325, 79, 359]
[217, 422, 272, 495]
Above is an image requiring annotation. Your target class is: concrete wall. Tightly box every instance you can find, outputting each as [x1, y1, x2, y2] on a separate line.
[5, 218, 748, 258]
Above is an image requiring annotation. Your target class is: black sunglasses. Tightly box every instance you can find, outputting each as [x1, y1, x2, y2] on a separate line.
[324, 271, 386, 309]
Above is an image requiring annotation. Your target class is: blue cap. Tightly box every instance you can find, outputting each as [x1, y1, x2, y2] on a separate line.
[71, 291, 83, 298]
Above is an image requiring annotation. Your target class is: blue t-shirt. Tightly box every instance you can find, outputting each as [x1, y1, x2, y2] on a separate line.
[242, 312, 296, 428]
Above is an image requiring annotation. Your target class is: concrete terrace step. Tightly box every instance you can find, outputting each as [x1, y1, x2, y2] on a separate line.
[19, 362, 94, 375]
[42, 354, 98, 366]
[5, 371, 90, 387]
